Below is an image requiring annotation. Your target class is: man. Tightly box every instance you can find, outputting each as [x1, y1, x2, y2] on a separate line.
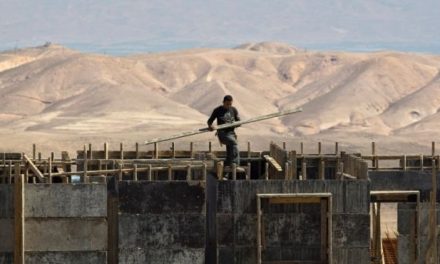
[207, 95, 241, 171]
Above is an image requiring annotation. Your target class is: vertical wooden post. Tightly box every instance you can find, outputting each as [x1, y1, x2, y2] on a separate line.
[168, 164, 173, 181]
[403, 155, 407, 171]
[202, 163, 207, 181]
[48, 157, 52, 184]
[133, 164, 138, 181]
[104, 142, 109, 160]
[284, 162, 289, 180]
[216, 161, 224, 180]
[190, 142, 194, 158]
[257, 196, 262, 264]
[318, 142, 322, 155]
[282, 141, 286, 150]
[148, 164, 153, 181]
[154, 142, 159, 159]
[120, 143, 124, 161]
[38, 152, 41, 161]
[83, 145, 88, 183]
[327, 197, 333, 264]
[290, 151, 297, 180]
[301, 160, 307, 180]
[118, 165, 123, 182]
[232, 163, 237, 181]
[171, 142, 176, 158]
[420, 154, 424, 171]
[372, 202, 382, 263]
[14, 163, 24, 264]
[247, 141, 251, 159]
[300, 142, 304, 155]
[319, 160, 325, 180]
[264, 162, 269, 180]
[135, 142, 139, 159]
[186, 165, 192, 181]
[335, 142, 339, 155]
[104, 142, 109, 177]
[88, 144, 92, 159]
[372, 142, 377, 170]
[432, 142, 436, 157]
[246, 162, 251, 180]
[208, 141, 212, 153]
[320, 198, 328, 262]
[8, 161, 12, 183]
[431, 157, 438, 262]
[32, 144, 36, 161]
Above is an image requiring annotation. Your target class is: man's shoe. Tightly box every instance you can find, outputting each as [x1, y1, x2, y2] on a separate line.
[236, 166, 246, 173]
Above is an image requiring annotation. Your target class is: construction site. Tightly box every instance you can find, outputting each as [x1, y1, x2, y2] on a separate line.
[0, 139, 439, 264]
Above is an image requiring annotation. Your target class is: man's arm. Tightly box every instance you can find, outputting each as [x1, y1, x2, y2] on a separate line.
[233, 107, 241, 128]
[233, 107, 241, 122]
[207, 108, 217, 131]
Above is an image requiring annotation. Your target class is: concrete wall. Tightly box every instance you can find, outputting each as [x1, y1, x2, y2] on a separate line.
[369, 171, 440, 201]
[117, 181, 206, 264]
[25, 184, 108, 264]
[1, 179, 372, 264]
[0, 185, 14, 264]
[397, 203, 440, 264]
[216, 180, 370, 264]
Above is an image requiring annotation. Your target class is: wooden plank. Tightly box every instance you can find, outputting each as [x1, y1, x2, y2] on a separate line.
[144, 108, 302, 144]
[23, 154, 44, 181]
[262, 261, 322, 264]
[327, 196, 333, 264]
[263, 155, 282, 172]
[257, 196, 262, 264]
[14, 164, 24, 264]
[268, 196, 322, 204]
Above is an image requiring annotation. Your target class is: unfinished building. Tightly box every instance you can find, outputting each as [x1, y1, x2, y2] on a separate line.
[0, 141, 439, 264]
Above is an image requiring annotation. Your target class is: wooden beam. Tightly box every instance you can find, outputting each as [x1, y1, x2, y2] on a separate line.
[263, 155, 282, 172]
[14, 164, 24, 264]
[268, 196, 322, 204]
[23, 154, 44, 181]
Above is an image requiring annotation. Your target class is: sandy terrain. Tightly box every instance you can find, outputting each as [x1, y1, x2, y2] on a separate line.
[0, 41, 439, 156]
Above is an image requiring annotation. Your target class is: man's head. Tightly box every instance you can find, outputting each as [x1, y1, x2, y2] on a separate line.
[223, 95, 233, 109]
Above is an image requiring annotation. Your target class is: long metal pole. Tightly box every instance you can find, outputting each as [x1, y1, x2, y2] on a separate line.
[144, 108, 302, 145]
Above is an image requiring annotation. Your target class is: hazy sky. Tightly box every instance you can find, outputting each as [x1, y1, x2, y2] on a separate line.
[1, 0, 440, 54]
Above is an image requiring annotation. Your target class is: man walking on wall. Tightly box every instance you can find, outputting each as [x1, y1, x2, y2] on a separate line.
[207, 95, 242, 173]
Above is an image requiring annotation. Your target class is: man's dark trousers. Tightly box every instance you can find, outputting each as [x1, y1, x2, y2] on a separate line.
[218, 131, 240, 166]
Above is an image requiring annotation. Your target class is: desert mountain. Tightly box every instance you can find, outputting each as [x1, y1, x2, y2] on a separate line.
[1, 42, 440, 153]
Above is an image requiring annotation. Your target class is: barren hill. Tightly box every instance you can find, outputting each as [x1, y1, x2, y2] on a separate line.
[1, 42, 440, 154]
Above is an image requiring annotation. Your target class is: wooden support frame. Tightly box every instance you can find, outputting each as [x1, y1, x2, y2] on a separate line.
[370, 190, 420, 263]
[23, 154, 44, 182]
[257, 193, 333, 264]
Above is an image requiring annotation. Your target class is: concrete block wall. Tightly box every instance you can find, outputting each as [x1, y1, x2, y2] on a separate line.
[370, 171, 440, 201]
[24, 184, 108, 263]
[117, 181, 206, 264]
[217, 180, 370, 264]
[397, 203, 440, 264]
[0, 185, 14, 264]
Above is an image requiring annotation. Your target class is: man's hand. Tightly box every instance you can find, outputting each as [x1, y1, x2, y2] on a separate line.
[208, 125, 215, 131]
